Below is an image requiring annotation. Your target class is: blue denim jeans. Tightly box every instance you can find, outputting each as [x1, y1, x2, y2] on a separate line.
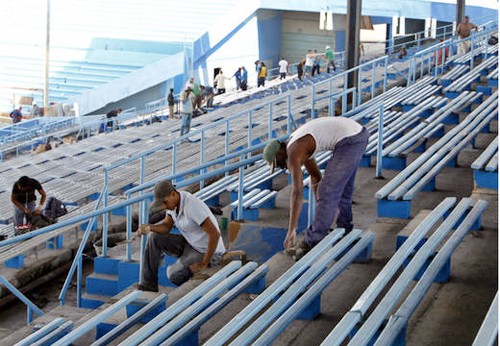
[13, 201, 36, 235]
[141, 232, 222, 287]
[180, 112, 192, 136]
[304, 127, 369, 247]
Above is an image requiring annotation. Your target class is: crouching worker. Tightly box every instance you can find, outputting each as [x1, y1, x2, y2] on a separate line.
[11, 176, 47, 235]
[136, 180, 226, 290]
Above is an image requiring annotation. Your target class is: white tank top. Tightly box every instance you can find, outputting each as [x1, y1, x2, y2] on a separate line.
[287, 117, 363, 158]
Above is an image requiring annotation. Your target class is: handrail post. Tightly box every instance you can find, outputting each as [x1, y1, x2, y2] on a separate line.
[237, 154, 245, 220]
[225, 120, 230, 175]
[138, 200, 150, 286]
[371, 60, 376, 100]
[357, 65, 362, 106]
[200, 129, 206, 190]
[343, 75, 348, 114]
[77, 254, 83, 307]
[287, 95, 295, 134]
[420, 54, 424, 79]
[268, 103, 273, 139]
[376, 104, 385, 178]
[102, 170, 109, 257]
[126, 203, 133, 261]
[470, 32, 475, 70]
[308, 177, 315, 228]
[248, 110, 253, 159]
[311, 84, 316, 119]
[383, 57, 388, 93]
[172, 142, 177, 182]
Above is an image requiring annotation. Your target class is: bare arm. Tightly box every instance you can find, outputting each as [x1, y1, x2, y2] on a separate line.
[11, 194, 29, 214]
[304, 158, 322, 200]
[284, 135, 317, 250]
[190, 217, 220, 272]
[288, 156, 305, 237]
[137, 214, 174, 236]
[38, 188, 47, 208]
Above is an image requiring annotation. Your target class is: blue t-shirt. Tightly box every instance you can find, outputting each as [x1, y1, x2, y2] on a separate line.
[241, 69, 248, 82]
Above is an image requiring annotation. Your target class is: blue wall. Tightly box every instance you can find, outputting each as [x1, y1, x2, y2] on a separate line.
[371, 16, 392, 25]
[257, 11, 283, 68]
[430, 3, 497, 23]
[336, 31, 346, 52]
[90, 38, 185, 55]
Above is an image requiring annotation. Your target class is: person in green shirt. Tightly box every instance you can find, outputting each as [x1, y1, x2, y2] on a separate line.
[325, 46, 336, 73]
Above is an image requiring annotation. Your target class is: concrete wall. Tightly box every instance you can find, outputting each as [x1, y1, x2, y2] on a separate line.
[281, 11, 346, 62]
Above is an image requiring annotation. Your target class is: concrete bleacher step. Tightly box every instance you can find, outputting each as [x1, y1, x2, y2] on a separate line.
[81, 292, 114, 309]
[85, 272, 120, 297]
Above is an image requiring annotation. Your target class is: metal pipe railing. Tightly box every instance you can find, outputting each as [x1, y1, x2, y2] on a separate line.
[406, 23, 497, 86]
[0, 275, 45, 324]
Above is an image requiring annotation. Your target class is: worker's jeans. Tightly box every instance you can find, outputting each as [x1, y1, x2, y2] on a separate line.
[141, 232, 222, 287]
[180, 112, 192, 136]
[13, 201, 36, 234]
[304, 127, 369, 247]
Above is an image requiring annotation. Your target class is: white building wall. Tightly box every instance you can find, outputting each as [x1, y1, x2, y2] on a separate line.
[203, 17, 261, 89]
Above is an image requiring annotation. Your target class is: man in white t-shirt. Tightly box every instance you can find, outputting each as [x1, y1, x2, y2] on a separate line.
[263, 117, 369, 260]
[278, 57, 289, 80]
[136, 180, 226, 290]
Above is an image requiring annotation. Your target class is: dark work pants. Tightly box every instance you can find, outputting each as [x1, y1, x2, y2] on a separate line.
[141, 232, 203, 287]
[304, 127, 369, 247]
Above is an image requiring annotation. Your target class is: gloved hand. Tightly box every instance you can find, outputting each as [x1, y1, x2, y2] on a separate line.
[136, 224, 151, 236]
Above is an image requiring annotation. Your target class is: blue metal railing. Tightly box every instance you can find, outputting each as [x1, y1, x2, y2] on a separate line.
[406, 22, 498, 86]
[0, 275, 44, 324]
[310, 55, 388, 116]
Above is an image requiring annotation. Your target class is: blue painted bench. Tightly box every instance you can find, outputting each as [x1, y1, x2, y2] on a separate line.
[92, 293, 168, 345]
[13, 318, 73, 346]
[362, 96, 447, 165]
[378, 91, 483, 170]
[471, 292, 498, 346]
[439, 64, 470, 87]
[227, 163, 284, 202]
[14, 291, 157, 345]
[204, 228, 374, 346]
[444, 56, 498, 98]
[51, 291, 152, 346]
[472, 135, 498, 190]
[230, 188, 278, 221]
[321, 197, 488, 346]
[399, 84, 442, 112]
[487, 67, 498, 87]
[375, 92, 497, 218]
[350, 77, 438, 124]
[117, 260, 267, 346]
[194, 175, 239, 206]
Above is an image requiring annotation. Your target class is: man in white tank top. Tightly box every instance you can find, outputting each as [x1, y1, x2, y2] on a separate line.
[263, 117, 369, 260]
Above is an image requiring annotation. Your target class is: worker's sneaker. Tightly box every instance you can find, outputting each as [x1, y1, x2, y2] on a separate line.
[136, 283, 158, 292]
[293, 241, 312, 262]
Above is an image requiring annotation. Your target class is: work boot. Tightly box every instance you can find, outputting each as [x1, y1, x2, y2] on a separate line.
[293, 240, 312, 262]
[337, 223, 354, 234]
[136, 283, 158, 292]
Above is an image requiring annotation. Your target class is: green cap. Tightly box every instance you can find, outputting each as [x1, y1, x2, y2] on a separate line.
[151, 180, 175, 211]
[263, 140, 281, 173]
